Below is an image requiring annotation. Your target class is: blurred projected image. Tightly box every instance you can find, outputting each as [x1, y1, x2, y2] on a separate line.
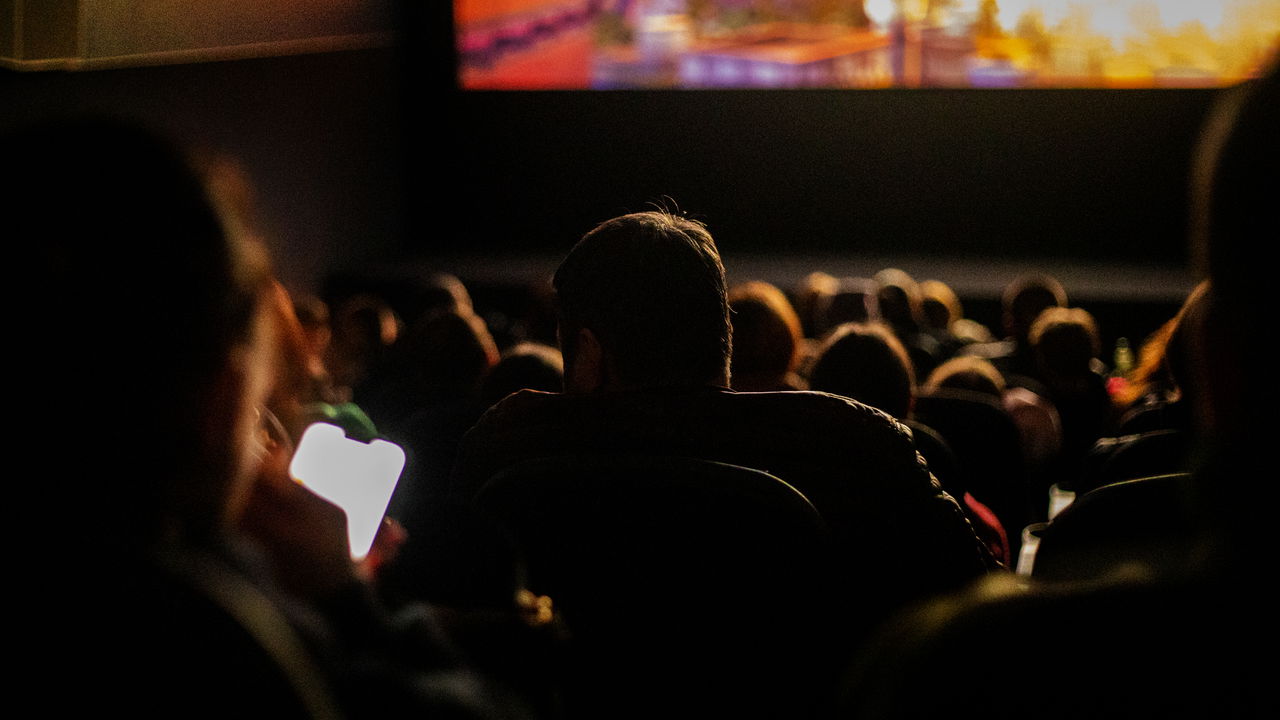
[456, 1, 1280, 89]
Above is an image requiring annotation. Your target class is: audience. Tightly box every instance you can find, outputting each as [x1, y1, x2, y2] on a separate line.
[324, 292, 401, 404]
[917, 355, 1031, 557]
[794, 270, 842, 339]
[874, 268, 942, 379]
[824, 276, 881, 329]
[920, 277, 992, 356]
[448, 210, 994, 717]
[964, 271, 1069, 389]
[835, 58, 1278, 719]
[1028, 305, 1116, 487]
[809, 321, 915, 419]
[479, 342, 565, 411]
[17, 55, 1273, 720]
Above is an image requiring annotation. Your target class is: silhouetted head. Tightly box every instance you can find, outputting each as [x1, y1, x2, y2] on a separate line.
[391, 271, 474, 327]
[553, 210, 732, 392]
[924, 356, 1007, 399]
[920, 279, 963, 332]
[1181, 59, 1280, 565]
[825, 277, 880, 328]
[326, 293, 400, 391]
[1002, 273, 1067, 342]
[1029, 307, 1101, 382]
[794, 271, 840, 338]
[480, 342, 564, 409]
[809, 322, 915, 419]
[395, 309, 500, 399]
[728, 281, 804, 391]
[1190, 61, 1279, 442]
[875, 268, 925, 331]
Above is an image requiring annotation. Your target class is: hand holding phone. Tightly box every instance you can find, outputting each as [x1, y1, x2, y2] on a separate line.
[289, 422, 406, 560]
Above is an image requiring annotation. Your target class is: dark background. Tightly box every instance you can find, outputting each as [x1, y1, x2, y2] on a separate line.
[3, 3, 1220, 344]
[435, 87, 1215, 263]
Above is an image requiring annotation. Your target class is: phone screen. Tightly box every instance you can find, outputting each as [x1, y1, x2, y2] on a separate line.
[289, 422, 405, 560]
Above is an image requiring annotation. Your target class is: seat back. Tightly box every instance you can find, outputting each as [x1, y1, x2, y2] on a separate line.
[914, 388, 1031, 551]
[476, 454, 835, 718]
[1032, 472, 1201, 582]
[1078, 428, 1190, 495]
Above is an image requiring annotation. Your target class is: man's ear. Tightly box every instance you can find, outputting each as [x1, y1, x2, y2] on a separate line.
[564, 327, 606, 394]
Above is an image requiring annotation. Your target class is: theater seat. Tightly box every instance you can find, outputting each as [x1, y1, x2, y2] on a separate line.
[476, 454, 836, 719]
[1031, 473, 1202, 582]
[837, 570, 1267, 719]
[914, 388, 1031, 554]
[1075, 429, 1192, 496]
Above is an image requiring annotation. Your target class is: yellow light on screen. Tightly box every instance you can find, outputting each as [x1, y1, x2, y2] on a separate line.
[289, 423, 406, 561]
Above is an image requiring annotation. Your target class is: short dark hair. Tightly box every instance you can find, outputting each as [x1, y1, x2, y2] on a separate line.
[1029, 306, 1101, 380]
[553, 210, 732, 388]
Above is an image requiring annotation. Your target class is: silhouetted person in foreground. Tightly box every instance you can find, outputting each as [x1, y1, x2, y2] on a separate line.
[12, 119, 519, 718]
[450, 209, 994, 717]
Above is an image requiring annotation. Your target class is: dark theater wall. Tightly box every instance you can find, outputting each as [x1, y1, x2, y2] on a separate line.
[1, 46, 406, 295]
[431, 87, 1218, 266]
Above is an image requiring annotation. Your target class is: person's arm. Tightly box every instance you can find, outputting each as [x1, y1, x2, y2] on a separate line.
[874, 417, 1002, 600]
[236, 432, 527, 719]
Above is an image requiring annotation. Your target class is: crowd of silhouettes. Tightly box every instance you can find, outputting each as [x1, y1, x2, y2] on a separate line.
[15, 55, 1276, 719]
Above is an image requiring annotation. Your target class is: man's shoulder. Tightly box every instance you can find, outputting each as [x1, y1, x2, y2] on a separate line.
[471, 387, 911, 436]
[477, 388, 559, 416]
[453, 387, 920, 487]
[724, 389, 915, 438]
[465, 388, 574, 431]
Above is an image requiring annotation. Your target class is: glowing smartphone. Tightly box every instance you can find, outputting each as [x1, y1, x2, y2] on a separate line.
[288, 422, 405, 561]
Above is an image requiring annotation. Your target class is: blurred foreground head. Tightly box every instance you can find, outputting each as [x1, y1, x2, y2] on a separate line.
[7, 118, 274, 551]
[1191, 61, 1280, 443]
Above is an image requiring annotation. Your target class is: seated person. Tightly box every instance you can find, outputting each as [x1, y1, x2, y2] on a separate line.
[451, 210, 996, 623]
[727, 280, 807, 391]
[874, 267, 942, 379]
[1028, 306, 1116, 487]
[835, 56, 1279, 720]
[13, 118, 517, 718]
[962, 271, 1069, 390]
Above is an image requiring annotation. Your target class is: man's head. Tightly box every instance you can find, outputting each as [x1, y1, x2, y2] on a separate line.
[552, 210, 732, 393]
